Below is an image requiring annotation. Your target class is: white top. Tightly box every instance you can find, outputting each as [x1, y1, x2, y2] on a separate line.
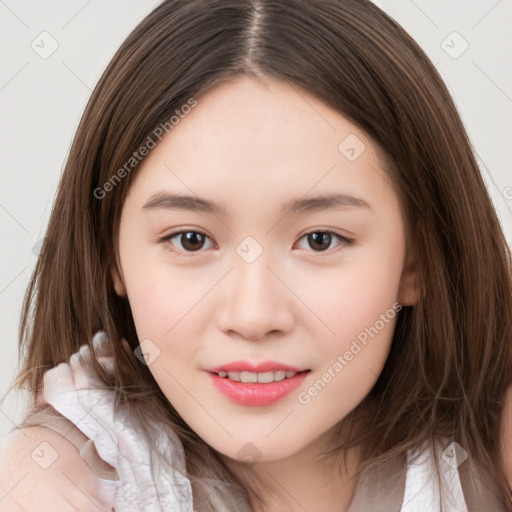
[34, 330, 471, 511]
[401, 439, 467, 512]
[37, 330, 194, 511]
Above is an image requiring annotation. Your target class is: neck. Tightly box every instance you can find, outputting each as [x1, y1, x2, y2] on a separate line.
[221, 425, 361, 512]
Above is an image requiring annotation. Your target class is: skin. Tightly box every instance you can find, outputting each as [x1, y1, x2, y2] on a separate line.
[111, 75, 420, 511]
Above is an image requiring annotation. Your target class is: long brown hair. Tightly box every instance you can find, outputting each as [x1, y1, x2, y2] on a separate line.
[3, 0, 512, 509]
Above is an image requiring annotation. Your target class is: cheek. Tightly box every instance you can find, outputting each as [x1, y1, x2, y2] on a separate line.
[120, 242, 209, 339]
[296, 270, 401, 422]
[292, 244, 403, 411]
[300, 249, 403, 350]
[119, 248, 213, 394]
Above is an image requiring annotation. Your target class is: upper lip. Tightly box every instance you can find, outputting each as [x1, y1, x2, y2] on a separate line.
[206, 360, 310, 374]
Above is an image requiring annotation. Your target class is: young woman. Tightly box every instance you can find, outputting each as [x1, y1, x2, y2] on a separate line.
[1, 1, 511, 510]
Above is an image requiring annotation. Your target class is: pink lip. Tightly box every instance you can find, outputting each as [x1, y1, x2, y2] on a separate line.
[206, 370, 310, 406]
[205, 360, 309, 373]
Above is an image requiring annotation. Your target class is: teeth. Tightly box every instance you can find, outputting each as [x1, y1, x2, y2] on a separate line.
[273, 371, 287, 381]
[257, 371, 275, 383]
[217, 370, 299, 383]
[240, 371, 258, 383]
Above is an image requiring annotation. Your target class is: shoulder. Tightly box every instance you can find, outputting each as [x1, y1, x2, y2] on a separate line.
[501, 384, 512, 490]
[0, 426, 110, 511]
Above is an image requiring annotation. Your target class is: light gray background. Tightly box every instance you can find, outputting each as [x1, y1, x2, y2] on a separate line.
[1, 0, 511, 437]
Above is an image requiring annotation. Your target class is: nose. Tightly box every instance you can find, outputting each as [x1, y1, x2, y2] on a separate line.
[216, 254, 294, 340]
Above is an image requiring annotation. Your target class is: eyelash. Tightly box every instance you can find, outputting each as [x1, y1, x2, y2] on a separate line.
[156, 229, 355, 258]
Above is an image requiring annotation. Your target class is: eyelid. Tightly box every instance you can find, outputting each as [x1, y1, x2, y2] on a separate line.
[157, 228, 215, 257]
[157, 228, 355, 257]
[294, 230, 354, 254]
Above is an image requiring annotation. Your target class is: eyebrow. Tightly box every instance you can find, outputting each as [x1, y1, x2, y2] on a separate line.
[141, 191, 371, 216]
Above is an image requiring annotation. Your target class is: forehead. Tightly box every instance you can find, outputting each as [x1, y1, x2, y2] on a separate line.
[162, 76, 374, 164]
[127, 76, 395, 216]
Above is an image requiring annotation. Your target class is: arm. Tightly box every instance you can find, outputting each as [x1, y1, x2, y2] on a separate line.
[501, 384, 512, 491]
[0, 426, 112, 511]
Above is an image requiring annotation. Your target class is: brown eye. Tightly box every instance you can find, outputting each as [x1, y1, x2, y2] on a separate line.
[296, 230, 354, 253]
[158, 229, 214, 257]
[307, 232, 332, 251]
[179, 231, 207, 251]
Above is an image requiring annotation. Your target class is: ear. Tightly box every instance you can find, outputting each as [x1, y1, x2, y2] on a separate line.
[398, 249, 420, 306]
[110, 261, 127, 297]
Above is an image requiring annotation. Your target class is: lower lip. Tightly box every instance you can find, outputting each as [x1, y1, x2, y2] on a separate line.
[206, 371, 309, 406]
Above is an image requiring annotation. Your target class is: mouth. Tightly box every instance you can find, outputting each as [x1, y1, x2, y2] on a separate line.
[205, 368, 311, 406]
[212, 369, 310, 383]
[206, 360, 310, 374]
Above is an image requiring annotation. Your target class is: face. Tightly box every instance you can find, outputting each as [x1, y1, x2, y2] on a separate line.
[111, 75, 418, 464]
